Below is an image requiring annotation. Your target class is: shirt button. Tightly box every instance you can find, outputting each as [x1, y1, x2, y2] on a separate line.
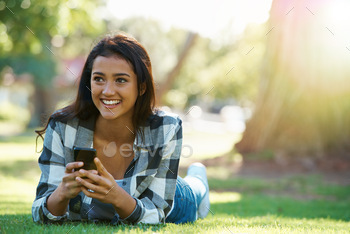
[122, 181, 126, 186]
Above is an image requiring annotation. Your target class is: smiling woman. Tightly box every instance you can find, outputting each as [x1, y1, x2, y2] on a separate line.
[90, 56, 140, 122]
[32, 33, 210, 225]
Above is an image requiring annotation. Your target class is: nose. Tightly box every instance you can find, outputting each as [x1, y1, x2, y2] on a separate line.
[102, 81, 115, 96]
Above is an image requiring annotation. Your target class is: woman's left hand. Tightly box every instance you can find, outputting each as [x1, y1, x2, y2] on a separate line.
[76, 157, 119, 205]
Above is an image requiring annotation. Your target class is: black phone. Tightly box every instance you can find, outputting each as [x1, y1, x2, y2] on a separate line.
[73, 146, 97, 170]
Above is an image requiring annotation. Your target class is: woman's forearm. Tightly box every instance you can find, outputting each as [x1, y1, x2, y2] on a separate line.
[47, 184, 70, 216]
[112, 187, 137, 219]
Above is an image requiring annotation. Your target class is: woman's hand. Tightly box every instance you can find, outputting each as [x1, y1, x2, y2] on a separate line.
[76, 157, 136, 218]
[47, 161, 97, 216]
[59, 162, 97, 200]
[75, 158, 118, 204]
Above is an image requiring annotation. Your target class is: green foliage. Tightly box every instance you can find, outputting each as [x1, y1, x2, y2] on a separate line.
[106, 17, 266, 108]
[107, 17, 189, 84]
[174, 23, 268, 106]
[0, 0, 106, 87]
[1, 6, 265, 105]
[0, 0, 59, 86]
[0, 101, 30, 123]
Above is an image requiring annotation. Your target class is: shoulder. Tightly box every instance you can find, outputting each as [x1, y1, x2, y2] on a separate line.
[142, 109, 182, 146]
[47, 112, 80, 136]
[147, 109, 182, 130]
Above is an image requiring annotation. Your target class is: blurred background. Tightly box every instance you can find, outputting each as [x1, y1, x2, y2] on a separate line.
[1, 0, 350, 227]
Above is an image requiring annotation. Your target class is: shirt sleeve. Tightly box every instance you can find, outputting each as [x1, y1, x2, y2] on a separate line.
[32, 119, 68, 223]
[120, 115, 182, 224]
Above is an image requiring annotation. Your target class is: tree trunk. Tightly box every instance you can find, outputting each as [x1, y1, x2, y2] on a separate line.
[235, 0, 350, 159]
[155, 32, 198, 105]
[28, 85, 56, 128]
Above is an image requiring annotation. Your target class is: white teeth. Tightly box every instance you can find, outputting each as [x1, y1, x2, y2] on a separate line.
[102, 100, 121, 105]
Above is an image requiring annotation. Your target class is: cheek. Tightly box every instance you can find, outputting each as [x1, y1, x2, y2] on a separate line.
[90, 84, 100, 101]
[90, 80, 95, 90]
[90, 82, 100, 94]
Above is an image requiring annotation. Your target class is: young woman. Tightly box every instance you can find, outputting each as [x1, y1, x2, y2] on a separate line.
[32, 33, 209, 225]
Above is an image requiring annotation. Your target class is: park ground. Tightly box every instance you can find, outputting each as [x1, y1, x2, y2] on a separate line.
[0, 124, 349, 233]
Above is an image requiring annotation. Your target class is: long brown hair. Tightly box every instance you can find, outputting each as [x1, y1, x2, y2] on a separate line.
[36, 33, 156, 150]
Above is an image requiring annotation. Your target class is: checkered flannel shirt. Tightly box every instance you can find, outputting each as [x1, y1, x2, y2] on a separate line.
[32, 110, 182, 224]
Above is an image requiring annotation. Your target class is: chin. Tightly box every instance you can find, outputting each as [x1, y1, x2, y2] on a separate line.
[99, 111, 118, 120]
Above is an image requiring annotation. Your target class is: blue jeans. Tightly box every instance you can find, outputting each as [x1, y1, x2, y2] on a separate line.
[87, 176, 206, 224]
[165, 176, 205, 224]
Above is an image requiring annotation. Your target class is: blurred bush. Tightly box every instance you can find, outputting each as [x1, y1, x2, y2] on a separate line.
[0, 101, 30, 125]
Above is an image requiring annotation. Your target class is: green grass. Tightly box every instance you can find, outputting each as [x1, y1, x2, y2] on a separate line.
[208, 176, 350, 200]
[0, 129, 349, 233]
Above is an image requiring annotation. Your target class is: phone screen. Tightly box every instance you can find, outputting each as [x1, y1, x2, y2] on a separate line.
[73, 146, 97, 170]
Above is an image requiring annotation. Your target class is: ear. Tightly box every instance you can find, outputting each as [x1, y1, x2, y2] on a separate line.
[139, 82, 146, 96]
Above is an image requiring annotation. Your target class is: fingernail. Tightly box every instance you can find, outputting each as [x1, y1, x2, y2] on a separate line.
[79, 169, 86, 173]
[76, 177, 81, 182]
[79, 162, 83, 166]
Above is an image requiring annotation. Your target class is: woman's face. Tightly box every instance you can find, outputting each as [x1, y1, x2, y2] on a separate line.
[90, 56, 139, 122]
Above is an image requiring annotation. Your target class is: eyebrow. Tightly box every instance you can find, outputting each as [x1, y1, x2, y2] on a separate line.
[92, 71, 130, 77]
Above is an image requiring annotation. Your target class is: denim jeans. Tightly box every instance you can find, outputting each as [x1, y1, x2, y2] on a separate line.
[88, 176, 206, 224]
[166, 176, 206, 224]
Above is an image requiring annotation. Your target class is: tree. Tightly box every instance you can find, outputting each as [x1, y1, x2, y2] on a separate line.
[235, 0, 350, 160]
[155, 32, 198, 105]
[0, 0, 106, 127]
[106, 17, 199, 106]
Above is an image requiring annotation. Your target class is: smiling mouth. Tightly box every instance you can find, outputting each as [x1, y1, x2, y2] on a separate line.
[100, 99, 121, 108]
[101, 99, 121, 105]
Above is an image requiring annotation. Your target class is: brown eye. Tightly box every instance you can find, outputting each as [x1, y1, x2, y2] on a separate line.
[116, 78, 127, 83]
[93, 77, 104, 82]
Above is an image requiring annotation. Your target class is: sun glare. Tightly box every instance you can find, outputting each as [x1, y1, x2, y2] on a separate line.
[105, 0, 272, 39]
[315, 0, 350, 73]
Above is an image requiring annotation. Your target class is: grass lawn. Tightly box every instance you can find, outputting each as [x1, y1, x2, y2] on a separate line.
[0, 129, 349, 233]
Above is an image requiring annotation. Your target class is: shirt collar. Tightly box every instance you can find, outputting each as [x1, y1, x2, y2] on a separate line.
[74, 114, 153, 149]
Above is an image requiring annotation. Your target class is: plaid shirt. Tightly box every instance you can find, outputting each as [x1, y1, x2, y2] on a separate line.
[32, 110, 182, 224]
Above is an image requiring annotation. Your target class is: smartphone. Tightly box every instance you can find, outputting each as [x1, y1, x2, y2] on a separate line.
[73, 146, 97, 170]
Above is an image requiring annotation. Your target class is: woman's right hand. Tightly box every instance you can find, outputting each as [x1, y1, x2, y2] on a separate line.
[47, 162, 98, 216]
[58, 162, 85, 199]
[47, 162, 84, 216]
